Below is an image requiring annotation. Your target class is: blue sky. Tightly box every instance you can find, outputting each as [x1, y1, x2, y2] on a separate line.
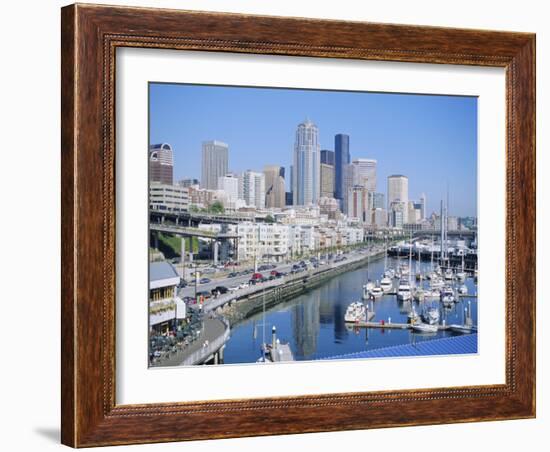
[149, 83, 477, 217]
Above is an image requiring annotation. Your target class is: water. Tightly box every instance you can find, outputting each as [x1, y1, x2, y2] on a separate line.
[222, 256, 478, 364]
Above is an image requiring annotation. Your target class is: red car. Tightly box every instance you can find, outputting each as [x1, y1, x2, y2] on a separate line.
[251, 272, 264, 280]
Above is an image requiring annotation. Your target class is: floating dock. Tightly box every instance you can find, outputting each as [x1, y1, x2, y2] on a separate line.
[347, 321, 452, 331]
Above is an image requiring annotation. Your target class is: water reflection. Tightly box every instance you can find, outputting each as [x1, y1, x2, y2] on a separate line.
[222, 257, 478, 364]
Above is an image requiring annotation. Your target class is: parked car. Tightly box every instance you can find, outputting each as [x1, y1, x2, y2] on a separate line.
[212, 285, 229, 295]
[251, 272, 264, 280]
[239, 282, 249, 289]
[228, 284, 240, 292]
[228, 272, 238, 278]
[199, 277, 211, 284]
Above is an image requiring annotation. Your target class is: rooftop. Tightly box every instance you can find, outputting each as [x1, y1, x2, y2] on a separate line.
[150, 261, 179, 283]
[319, 333, 477, 360]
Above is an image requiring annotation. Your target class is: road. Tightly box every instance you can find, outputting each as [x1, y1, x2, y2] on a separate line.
[178, 245, 386, 308]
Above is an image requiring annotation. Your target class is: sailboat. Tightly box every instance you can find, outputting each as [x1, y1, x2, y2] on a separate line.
[397, 236, 413, 302]
[456, 252, 467, 281]
[449, 301, 476, 333]
[380, 238, 393, 292]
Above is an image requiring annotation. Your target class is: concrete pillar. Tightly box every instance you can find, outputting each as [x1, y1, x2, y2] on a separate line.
[218, 345, 225, 363]
[180, 237, 186, 265]
[153, 233, 159, 250]
[214, 351, 219, 365]
[213, 240, 219, 265]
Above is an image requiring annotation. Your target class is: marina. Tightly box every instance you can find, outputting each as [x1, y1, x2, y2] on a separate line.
[221, 248, 478, 364]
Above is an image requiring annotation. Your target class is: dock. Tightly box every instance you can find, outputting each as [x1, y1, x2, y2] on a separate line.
[346, 320, 452, 331]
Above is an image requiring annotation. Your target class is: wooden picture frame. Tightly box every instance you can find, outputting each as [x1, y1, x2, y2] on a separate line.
[61, 3, 535, 447]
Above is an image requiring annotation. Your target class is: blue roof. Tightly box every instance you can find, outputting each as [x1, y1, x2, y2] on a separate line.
[149, 261, 179, 282]
[320, 333, 478, 360]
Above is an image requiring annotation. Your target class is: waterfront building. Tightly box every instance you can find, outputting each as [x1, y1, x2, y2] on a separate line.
[149, 182, 189, 212]
[351, 158, 377, 192]
[389, 200, 406, 228]
[447, 216, 459, 231]
[292, 119, 321, 205]
[387, 175, 409, 223]
[149, 261, 186, 334]
[334, 134, 350, 205]
[177, 178, 199, 188]
[373, 207, 388, 227]
[320, 162, 335, 198]
[347, 185, 370, 224]
[320, 149, 335, 166]
[237, 222, 289, 263]
[149, 143, 174, 185]
[420, 193, 427, 219]
[318, 196, 340, 220]
[240, 170, 266, 209]
[201, 140, 229, 190]
[407, 200, 423, 224]
[264, 165, 286, 208]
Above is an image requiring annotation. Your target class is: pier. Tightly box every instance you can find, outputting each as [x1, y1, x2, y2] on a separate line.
[346, 320, 452, 331]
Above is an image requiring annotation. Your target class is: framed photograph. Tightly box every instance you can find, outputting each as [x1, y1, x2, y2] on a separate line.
[61, 3, 536, 447]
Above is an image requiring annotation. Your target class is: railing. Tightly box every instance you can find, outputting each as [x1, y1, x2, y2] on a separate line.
[179, 318, 231, 366]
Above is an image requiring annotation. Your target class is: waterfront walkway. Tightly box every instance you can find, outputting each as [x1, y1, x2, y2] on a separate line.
[155, 318, 229, 366]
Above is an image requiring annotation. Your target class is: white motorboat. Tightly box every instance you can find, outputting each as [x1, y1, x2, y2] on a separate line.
[411, 322, 438, 333]
[397, 280, 412, 301]
[424, 289, 441, 299]
[362, 281, 375, 299]
[413, 288, 425, 302]
[422, 306, 440, 325]
[440, 286, 455, 305]
[380, 276, 393, 292]
[384, 268, 396, 279]
[430, 277, 444, 290]
[456, 253, 467, 281]
[458, 284, 468, 294]
[344, 302, 367, 322]
[444, 268, 454, 281]
[369, 286, 384, 299]
[449, 324, 477, 334]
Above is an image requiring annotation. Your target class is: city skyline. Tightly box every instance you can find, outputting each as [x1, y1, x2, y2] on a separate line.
[149, 83, 478, 217]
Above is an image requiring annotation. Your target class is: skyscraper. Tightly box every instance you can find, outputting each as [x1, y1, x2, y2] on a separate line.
[320, 163, 335, 199]
[387, 174, 409, 223]
[320, 149, 335, 166]
[201, 140, 228, 190]
[149, 143, 174, 185]
[420, 193, 427, 219]
[292, 119, 321, 206]
[347, 185, 369, 223]
[241, 170, 265, 209]
[264, 165, 286, 208]
[334, 134, 350, 204]
[351, 158, 377, 192]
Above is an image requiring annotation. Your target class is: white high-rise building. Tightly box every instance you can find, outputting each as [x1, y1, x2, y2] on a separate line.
[201, 140, 228, 190]
[241, 170, 265, 209]
[387, 175, 409, 223]
[351, 158, 377, 192]
[420, 193, 427, 219]
[218, 174, 240, 208]
[292, 119, 320, 206]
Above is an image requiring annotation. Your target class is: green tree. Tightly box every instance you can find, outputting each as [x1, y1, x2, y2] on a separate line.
[264, 214, 275, 223]
[209, 201, 225, 214]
